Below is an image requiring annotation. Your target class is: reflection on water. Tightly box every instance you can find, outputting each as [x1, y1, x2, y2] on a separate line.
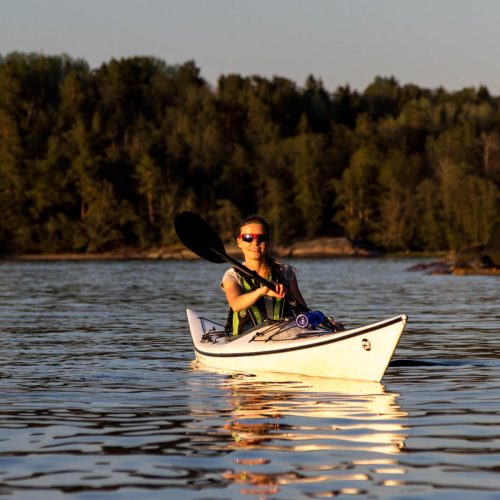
[211, 371, 407, 497]
[1, 259, 500, 498]
[0, 370, 408, 499]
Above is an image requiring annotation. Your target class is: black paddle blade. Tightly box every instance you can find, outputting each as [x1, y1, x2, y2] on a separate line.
[173, 211, 227, 263]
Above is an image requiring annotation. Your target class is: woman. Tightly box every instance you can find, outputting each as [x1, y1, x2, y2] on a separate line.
[221, 215, 306, 335]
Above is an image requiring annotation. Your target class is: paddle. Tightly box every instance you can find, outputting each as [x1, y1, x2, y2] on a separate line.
[173, 211, 309, 312]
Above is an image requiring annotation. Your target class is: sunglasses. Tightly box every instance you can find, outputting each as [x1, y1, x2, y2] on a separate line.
[239, 233, 269, 244]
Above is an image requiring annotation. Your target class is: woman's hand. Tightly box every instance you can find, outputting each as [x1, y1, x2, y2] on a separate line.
[223, 279, 286, 312]
[260, 283, 286, 299]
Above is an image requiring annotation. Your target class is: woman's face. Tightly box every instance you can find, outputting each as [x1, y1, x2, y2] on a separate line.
[237, 223, 269, 261]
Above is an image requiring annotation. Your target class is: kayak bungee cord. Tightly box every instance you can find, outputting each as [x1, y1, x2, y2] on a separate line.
[201, 318, 331, 345]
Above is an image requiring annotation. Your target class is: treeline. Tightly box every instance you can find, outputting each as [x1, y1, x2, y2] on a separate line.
[0, 52, 499, 254]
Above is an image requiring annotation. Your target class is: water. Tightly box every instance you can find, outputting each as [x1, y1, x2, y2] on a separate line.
[0, 258, 499, 499]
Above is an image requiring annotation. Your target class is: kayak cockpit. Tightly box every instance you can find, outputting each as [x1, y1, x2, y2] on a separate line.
[200, 316, 338, 345]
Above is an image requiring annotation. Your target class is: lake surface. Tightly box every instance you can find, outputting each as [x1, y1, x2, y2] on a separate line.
[0, 258, 499, 499]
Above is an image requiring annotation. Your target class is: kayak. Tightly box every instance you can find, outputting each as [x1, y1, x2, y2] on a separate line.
[186, 309, 408, 382]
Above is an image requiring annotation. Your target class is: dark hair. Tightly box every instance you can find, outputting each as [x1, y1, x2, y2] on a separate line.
[237, 215, 271, 237]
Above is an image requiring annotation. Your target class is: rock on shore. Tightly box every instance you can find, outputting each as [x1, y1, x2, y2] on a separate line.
[146, 238, 379, 260]
[274, 237, 379, 258]
[219, 237, 378, 259]
[408, 254, 500, 275]
[407, 232, 500, 276]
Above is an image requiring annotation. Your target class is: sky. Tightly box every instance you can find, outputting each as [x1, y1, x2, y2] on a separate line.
[1, 0, 500, 94]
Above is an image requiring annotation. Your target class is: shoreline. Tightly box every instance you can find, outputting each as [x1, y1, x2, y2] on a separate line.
[2, 237, 381, 261]
[3, 252, 498, 276]
[3, 247, 499, 276]
[0, 238, 446, 261]
[3, 252, 446, 261]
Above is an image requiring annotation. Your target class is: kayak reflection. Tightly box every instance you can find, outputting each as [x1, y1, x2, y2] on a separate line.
[198, 369, 409, 497]
[219, 371, 407, 453]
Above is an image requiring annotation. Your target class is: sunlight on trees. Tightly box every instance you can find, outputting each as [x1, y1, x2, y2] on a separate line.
[0, 53, 498, 254]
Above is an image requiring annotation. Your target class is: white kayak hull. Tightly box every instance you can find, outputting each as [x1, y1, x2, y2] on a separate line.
[186, 309, 408, 382]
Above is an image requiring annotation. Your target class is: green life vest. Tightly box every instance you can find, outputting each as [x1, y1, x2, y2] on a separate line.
[225, 264, 299, 336]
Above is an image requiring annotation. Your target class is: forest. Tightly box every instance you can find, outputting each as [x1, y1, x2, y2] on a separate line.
[0, 52, 499, 255]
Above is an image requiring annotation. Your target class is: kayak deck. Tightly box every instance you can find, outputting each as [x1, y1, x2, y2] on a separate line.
[199, 317, 334, 344]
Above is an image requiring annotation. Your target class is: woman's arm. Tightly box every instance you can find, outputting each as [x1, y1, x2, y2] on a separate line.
[223, 278, 285, 312]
